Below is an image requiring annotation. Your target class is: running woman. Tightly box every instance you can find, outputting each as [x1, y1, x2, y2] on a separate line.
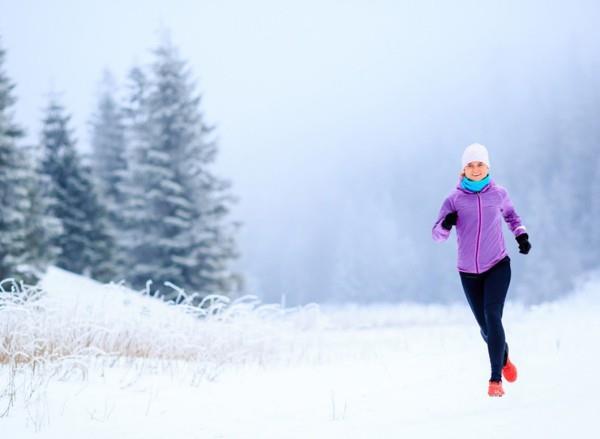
[432, 143, 531, 397]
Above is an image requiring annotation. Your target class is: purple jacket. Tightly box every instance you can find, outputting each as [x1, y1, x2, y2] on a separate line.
[432, 179, 527, 274]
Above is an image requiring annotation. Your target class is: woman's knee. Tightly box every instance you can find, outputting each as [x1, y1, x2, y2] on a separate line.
[484, 305, 504, 327]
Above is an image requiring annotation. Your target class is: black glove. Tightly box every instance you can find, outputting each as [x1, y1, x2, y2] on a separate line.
[516, 233, 531, 254]
[441, 212, 458, 231]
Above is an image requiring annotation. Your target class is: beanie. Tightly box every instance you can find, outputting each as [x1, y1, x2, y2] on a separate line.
[462, 143, 490, 169]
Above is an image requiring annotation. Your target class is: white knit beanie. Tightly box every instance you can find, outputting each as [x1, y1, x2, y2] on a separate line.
[461, 143, 490, 169]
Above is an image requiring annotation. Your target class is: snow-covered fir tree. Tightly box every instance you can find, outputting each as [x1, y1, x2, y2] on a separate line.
[39, 98, 115, 281]
[90, 71, 128, 275]
[122, 40, 240, 299]
[20, 147, 60, 280]
[119, 66, 154, 285]
[0, 40, 49, 282]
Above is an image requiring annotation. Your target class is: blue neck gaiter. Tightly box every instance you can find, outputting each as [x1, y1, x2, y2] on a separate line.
[461, 174, 490, 193]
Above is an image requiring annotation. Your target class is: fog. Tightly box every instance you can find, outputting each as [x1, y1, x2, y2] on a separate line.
[2, 0, 599, 304]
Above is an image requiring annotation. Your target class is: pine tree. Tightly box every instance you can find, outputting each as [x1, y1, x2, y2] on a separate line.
[90, 71, 128, 275]
[21, 148, 59, 280]
[123, 40, 240, 299]
[120, 66, 154, 287]
[39, 98, 115, 281]
[0, 40, 47, 283]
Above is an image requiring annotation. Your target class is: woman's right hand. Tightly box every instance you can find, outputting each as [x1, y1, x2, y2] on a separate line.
[441, 212, 458, 231]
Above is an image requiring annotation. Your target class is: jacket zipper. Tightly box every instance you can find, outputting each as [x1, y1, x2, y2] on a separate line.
[475, 193, 482, 273]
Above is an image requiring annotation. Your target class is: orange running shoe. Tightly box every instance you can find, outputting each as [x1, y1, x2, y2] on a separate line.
[488, 380, 505, 397]
[502, 357, 518, 383]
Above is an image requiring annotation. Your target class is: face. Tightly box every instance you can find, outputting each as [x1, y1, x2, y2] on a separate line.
[463, 161, 489, 181]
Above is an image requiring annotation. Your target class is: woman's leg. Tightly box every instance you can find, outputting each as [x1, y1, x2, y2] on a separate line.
[459, 272, 487, 340]
[482, 259, 512, 381]
[479, 330, 509, 366]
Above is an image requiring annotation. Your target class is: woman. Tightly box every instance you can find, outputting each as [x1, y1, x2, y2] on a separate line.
[432, 143, 531, 397]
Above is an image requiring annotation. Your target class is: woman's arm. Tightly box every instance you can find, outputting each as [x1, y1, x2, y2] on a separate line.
[432, 195, 455, 242]
[500, 189, 527, 237]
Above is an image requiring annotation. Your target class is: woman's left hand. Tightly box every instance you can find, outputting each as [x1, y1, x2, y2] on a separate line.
[516, 233, 531, 254]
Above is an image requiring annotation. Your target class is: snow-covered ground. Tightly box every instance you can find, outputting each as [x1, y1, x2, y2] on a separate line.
[1, 267, 599, 438]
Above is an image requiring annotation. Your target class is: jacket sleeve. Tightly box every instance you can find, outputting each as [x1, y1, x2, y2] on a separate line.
[432, 194, 455, 242]
[500, 189, 527, 237]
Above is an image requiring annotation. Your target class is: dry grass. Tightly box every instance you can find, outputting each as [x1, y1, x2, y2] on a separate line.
[0, 276, 328, 417]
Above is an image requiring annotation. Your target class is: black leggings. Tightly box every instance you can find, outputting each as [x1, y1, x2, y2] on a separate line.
[459, 256, 511, 382]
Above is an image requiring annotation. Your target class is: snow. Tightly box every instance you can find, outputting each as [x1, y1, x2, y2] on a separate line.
[2, 267, 599, 438]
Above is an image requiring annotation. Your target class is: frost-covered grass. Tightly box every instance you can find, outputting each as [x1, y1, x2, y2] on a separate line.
[0, 279, 294, 366]
[0, 267, 327, 415]
[0, 268, 376, 415]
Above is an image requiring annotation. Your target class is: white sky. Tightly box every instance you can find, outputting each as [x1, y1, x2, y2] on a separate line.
[2, 0, 599, 301]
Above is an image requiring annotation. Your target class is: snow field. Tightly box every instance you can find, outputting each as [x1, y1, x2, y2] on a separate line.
[1, 268, 600, 437]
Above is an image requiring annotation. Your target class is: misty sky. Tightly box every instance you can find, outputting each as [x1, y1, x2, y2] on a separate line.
[2, 0, 600, 303]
